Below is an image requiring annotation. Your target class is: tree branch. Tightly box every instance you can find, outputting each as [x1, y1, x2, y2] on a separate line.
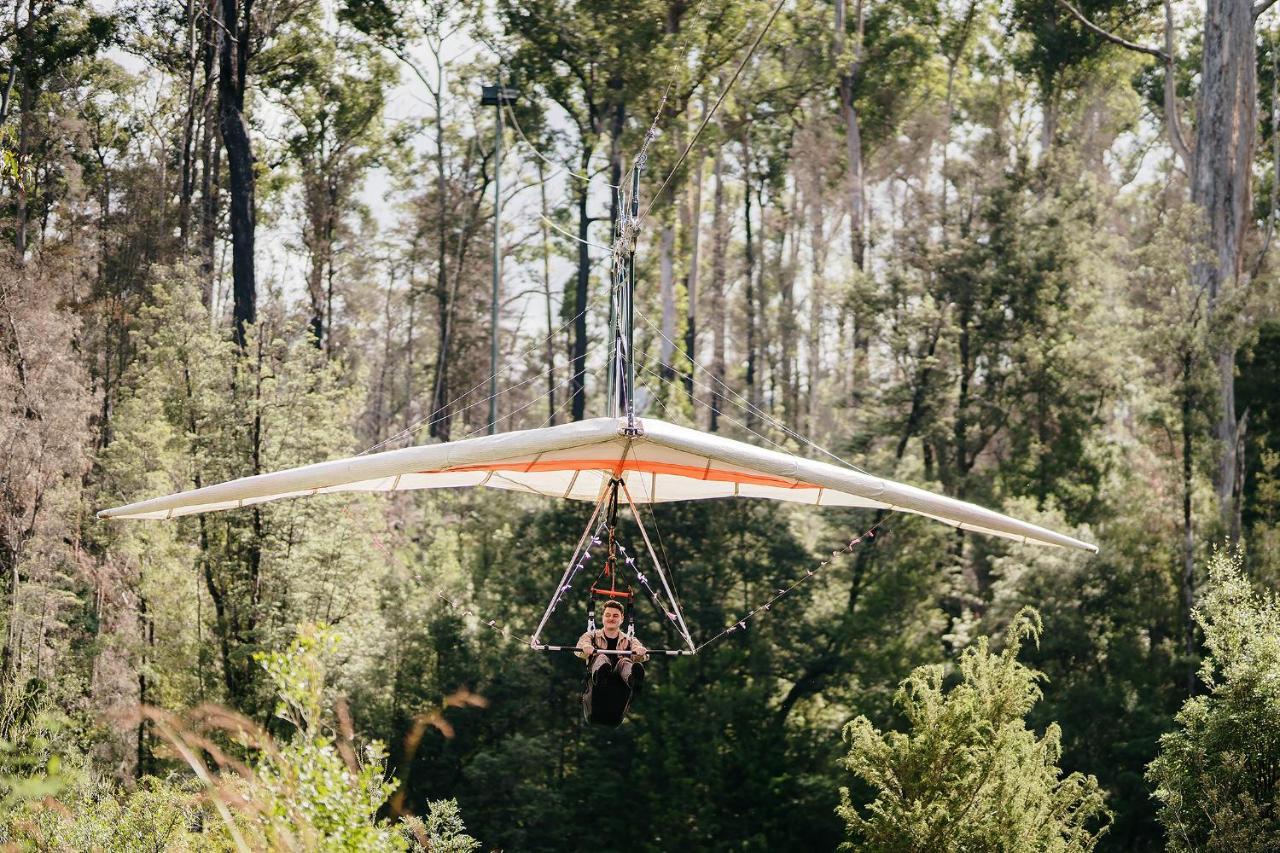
[1162, 0, 1192, 170]
[1056, 0, 1167, 61]
[1255, 0, 1280, 21]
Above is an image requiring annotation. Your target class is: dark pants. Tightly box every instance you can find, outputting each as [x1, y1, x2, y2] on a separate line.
[590, 654, 644, 690]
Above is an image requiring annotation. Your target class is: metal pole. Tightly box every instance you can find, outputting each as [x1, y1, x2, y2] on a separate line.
[488, 96, 503, 434]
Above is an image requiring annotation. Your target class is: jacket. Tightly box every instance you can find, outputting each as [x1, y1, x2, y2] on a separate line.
[575, 628, 649, 663]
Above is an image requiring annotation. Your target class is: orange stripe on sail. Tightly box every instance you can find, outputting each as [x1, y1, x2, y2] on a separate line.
[420, 458, 818, 491]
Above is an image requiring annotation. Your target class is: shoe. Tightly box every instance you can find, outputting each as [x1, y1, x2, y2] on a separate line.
[592, 664, 612, 686]
[628, 665, 645, 697]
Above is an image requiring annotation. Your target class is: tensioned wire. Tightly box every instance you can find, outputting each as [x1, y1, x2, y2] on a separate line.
[631, 350, 840, 475]
[628, 369, 888, 655]
[502, 100, 619, 190]
[358, 290, 604, 456]
[633, 308, 872, 476]
[457, 364, 601, 442]
[637, 0, 790, 224]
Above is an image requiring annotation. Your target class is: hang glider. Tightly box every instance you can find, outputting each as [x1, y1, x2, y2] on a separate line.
[97, 415, 1096, 553]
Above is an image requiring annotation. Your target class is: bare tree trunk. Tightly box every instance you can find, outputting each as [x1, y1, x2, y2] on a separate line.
[742, 132, 758, 430]
[13, 79, 31, 259]
[806, 189, 827, 435]
[660, 222, 676, 379]
[834, 0, 865, 270]
[429, 53, 452, 439]
[682, 102, 705, 401]
[538, 161, 557, 424]
[781, 184, 801, 431]
[178, 0, 199, 246]
[219, 0, 256, 350]
[570, 163, 592, 422]
[708, 142, 727, 432]
[1192, 0, 1257, 519]
[1181, 350, 1195, 695]
[198, 0, 221, 292]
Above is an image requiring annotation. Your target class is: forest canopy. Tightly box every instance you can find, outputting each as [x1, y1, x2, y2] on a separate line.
[2, 0, 1280, 849]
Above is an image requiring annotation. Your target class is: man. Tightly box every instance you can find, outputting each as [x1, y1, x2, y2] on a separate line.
[576, 600, 648, 692]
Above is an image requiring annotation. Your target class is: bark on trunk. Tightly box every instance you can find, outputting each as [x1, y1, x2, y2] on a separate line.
[781, 186, 801, 430]
[1182, 351, 1195, 696]
[834, 0, 866, 270]
[806, 188, 827, 435]
[14, 79, 31, 259]
[660, 222, 676, 379]
[570, 171, 591, 422]
[708, 143, 727, 432]
[1191, 0, 1256, 517]
[178, 0, 199, 246]
[199, 0, 221, 290]
[219, 0, 256, 350]
[742, 133, 758, 429]
[538, 162, 557, 424]
[682, 104, 705, 401]
[429, 73, 452, 439]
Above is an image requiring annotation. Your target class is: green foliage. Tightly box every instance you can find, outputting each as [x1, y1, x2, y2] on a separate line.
[241, 625, 410, 851]
[838, 609, 1111, 851]
[0, 704, 73, 815]
[1146, 551, 1280, 851]
[402, 799, 481, 853]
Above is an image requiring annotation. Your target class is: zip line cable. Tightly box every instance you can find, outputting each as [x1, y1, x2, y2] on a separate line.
[639, 0, 789, 223]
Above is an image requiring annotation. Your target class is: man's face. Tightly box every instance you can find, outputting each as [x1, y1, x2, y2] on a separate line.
[603, 607, 623, 630]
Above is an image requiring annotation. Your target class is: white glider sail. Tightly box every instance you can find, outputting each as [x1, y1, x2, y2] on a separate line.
[98, 416, 1097, 553]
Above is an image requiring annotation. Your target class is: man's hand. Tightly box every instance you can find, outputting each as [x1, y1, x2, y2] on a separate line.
[631, 641, 647, 657]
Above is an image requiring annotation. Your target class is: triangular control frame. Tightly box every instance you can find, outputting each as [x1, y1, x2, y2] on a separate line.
[529, 478, 696, 656]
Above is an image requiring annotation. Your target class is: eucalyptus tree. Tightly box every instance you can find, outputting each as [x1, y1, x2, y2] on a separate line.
[339, 0, 497, 440]
[262, 24, 399, 355]
[0, 0, 113, 259]
[1047, 0, 1279, 527]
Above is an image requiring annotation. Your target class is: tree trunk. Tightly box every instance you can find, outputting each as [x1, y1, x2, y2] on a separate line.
[178, 0, 199, 247]
[781, 186, 801, 430]
[538, 161, 557, 424]
[1181, 350, 1195, 696]
[198, 0, 221, 291]
[660, 222, 676, 379]
[682, 102, 705, 401]
[219, 0, 256, 350]
[806, 188, 827, 435]
[13, 78, 31, 259]
[1192, 0, 1256, 519]
[570, 167, 591, 422]
[708, 142, 727, 432]
[428, 72, 452, 439]
[834, 0, 866, 270]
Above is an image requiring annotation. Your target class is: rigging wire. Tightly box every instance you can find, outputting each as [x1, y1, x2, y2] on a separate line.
[503, 101, 620, 189]
[633, 309, 872, 475]
[358, 295, 601, 456]
[459, 366, 598, 442]
[632, 353, 833, 472]
[542, 214, 612, 251]
[638, 0, 789, 223]
[692, 518, 887, 654]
